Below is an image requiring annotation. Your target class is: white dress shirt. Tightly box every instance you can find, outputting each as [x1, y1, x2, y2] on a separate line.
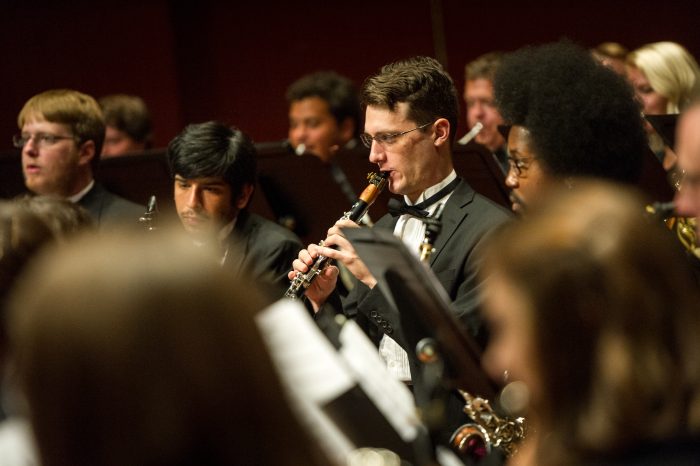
[379, 170, 457, 382]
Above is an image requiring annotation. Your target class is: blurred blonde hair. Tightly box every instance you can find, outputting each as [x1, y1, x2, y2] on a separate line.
[628, 41, 700, 113]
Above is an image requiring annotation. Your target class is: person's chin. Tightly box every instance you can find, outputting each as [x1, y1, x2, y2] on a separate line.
[181, 217, 212, 235]
[509, 193, 527, 216]
[25, 179, 57, 197]
[386, 172, 402, 193]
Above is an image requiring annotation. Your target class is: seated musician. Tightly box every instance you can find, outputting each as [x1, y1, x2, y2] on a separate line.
[290, 56, 512, 445]
[480, 180, 700, 466]
[286, 70, 362, 162]
[493, 41, 648, 216]
[167, 121, 303, 291]
[14, 89, 143, 227]
[98, 94, 153, 158]
[463, 52, 509, 173]
[286, 71, 369, 288]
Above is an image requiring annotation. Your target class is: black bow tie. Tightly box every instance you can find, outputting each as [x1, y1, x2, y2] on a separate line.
[388, 177, 460, 218]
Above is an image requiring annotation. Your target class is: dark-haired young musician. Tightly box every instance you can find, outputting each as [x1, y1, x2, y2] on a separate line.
[167, 121, 302, 291]
[286, 70, 362, 162]
[493, 41, 648, 216]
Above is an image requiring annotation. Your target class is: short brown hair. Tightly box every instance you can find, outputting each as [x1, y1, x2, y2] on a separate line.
[362, 56, 459, 146]
[18, 89, 106, 159]
[98, 94, 152, 146]
[465, 52, 504, 82]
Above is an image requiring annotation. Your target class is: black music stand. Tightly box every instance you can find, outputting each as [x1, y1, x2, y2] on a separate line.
[342, 227, 496, 401]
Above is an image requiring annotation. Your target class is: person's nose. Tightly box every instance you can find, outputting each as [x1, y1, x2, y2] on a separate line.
[185, 186, 203, 209]
[368, 141, 385, 165]
[505, 167, 519, 188]
[471, 102, 486, 120]
[289, 125, 307, 145]
[23, 136, 40, 157]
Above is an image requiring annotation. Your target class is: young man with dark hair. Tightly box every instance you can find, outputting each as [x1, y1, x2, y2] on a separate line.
[167, 121, 302, 291]
[286, 71, 361, 162]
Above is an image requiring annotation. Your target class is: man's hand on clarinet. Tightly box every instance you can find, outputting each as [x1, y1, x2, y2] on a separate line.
[289, 244, 339, 313]
[321, 218, 377, 289]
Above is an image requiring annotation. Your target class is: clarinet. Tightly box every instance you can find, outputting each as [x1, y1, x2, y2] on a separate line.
[285, 171, 389, 299]
[138, 195, 158, 231]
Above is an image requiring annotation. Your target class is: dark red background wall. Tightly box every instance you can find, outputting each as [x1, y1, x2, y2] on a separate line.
[2, 0, 698, 151]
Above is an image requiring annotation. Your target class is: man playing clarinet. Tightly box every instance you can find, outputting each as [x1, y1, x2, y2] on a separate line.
[290, 56, 512, 446]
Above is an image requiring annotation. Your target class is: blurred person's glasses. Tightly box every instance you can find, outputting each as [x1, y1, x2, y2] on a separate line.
[360, 121, 434, 149]
[13, 133, 76, 149]
[507, 156, 534, 178]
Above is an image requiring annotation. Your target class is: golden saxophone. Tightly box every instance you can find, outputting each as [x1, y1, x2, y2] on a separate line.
[284, 172, 389, 300]
[450, 389, 527, 460]
[646, 201, 698, 258]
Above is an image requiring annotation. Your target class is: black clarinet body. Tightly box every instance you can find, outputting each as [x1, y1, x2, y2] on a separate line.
[284, 172, 388, 299]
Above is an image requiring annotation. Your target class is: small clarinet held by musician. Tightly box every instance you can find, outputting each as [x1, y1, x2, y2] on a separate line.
[284, 172, 389, 299]
[138, 195, 158, 232]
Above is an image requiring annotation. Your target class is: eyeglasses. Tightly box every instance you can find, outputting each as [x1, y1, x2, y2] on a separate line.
[507, 156, 534, 178]
[360, 121, 433, 149]
[13, 132, 77, 149]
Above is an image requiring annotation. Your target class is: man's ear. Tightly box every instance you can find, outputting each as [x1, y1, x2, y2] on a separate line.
[433, 118, 450, 147]
[235, 183, 255, 209]
[77, 140, 96, 166]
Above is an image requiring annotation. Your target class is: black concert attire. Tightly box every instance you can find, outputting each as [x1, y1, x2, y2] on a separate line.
[76, 182, 144, 227]
[224, 209, 303, 293]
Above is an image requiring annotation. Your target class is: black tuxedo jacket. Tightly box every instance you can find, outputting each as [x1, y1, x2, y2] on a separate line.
[336, 178, 512, 352]
[314, 178, 512, 444]
[224, 210, 303, 294]
[78, 182, 144, 228]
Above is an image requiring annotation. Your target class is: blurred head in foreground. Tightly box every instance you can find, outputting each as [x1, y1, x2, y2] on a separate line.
[9, 230, 325, 466]
[481, 180, 700, 465]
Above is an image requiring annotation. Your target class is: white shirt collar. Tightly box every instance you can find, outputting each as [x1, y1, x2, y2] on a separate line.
[404, 170, 457, 206]
[67, 180, 95, 203]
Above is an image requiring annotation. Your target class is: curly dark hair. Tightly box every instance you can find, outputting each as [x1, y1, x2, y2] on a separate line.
[494, 40, 647, 183]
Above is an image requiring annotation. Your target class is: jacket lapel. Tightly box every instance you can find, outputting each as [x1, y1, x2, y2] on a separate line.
[429, 180, 475, 266]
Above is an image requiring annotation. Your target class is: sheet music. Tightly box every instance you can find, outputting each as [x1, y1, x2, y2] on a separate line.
[256, 298, 422, 461]
[256, 299, 356, 463]
[339, 320, 420, 441]
[256, 299, 354, 403]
